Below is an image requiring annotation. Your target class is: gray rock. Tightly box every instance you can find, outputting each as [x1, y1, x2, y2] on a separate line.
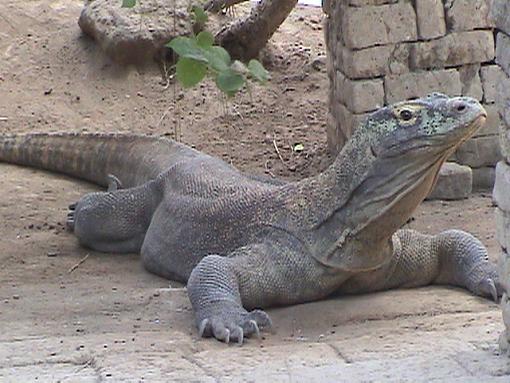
[328, 102, 368, 149]
[472, 166, 495, 190]
[493, 161, 510, 212]
[410, 31, 495, 70]
[341, 2, 417, 50]
[497, 73, 510, 126]
[473, 104, 501, 138]
[336, 43, 410, 80]
[496, 72, 510, 163]
[335, 71, 384, 113]
[496, 33, 510, 78]
[496, 209, 510, 255]
[492, 0, 510, 36]
[444, 0, 494, 32]
[459, 64, 483, 101]
[455, 135, 502, 168]
[498, 251, 510, 294]
[480, 65, 506, 104]
[427, 162, 472, 200]
[500, 292, 510, 355]
[384, 69, 462, 104]
[500, 128, 510, 164]
[326, 113, 346, 154]
[78, 0, 202, 64]
[415, 0, 446, 40]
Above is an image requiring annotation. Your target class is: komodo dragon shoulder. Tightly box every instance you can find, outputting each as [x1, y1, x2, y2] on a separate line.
[0, 93, 502, 344]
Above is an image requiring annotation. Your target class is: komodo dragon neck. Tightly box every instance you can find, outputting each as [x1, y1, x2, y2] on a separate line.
[285, 101, 481, 272]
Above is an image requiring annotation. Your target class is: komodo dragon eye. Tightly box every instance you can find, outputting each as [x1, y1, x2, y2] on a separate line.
[399, 109, 413, 121]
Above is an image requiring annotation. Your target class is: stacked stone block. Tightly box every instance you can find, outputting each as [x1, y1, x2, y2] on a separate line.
[491, 0, 510, 356]
[323, 0, 501, 191]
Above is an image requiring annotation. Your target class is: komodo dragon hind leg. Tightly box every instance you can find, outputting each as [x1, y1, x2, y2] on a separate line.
[67, 174, 124, 232]
[68, 179, 163, 254]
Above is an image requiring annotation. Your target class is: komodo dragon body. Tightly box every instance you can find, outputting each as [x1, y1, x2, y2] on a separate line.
[0, 93, 502, 344]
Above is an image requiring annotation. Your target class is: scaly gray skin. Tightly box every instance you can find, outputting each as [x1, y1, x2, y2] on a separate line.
[0, 94, 502, 344]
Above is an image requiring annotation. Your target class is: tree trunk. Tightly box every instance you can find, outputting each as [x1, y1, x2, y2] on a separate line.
[212, 0, 299, 61]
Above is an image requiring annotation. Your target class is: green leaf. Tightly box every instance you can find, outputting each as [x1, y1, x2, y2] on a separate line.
[248, 59, 269, 83]
[176, 58, 207, 88]
[121, 0, 136, 8]
[192, 6, 208, 24]
[196, 31, 214, 48]
[293, 143, 304, 152]
[166, 37, 207, 62]
[215, 69, 245, 95]
[207, 46, 230, 64]
[202, 46, 231, 72]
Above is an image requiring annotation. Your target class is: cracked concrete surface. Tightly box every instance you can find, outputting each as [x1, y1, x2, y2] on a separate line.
[1, 165, 509, 382]
[1, 1, 510, 381]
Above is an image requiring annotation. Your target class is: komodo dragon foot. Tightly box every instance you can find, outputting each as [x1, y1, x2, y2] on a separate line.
[66, 174, 123, 233]
[198, 309, 271, 344]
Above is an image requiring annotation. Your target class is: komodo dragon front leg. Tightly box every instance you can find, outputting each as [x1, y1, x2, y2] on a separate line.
[339, 229, 501, 300]
[187, 233, 348, 344]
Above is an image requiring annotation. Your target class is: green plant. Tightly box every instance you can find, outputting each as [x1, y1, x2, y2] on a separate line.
[167, 30, 268, 96]
[122, 0, 269, 96]
[121, 0, 136, 7]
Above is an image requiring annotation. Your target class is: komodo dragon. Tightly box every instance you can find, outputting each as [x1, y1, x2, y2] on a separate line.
[0, 93, 502, 344]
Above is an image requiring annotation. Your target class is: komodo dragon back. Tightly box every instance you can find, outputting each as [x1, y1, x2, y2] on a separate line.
[0, 132, 200, 188]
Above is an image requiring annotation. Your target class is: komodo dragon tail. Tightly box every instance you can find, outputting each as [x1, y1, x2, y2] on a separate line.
[0, 133, 199, 188]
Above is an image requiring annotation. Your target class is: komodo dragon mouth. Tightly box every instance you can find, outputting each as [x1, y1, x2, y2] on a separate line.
[426, 113, 486, 196]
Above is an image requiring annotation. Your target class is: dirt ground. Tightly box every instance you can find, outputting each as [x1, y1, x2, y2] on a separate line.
[1, 1, 509, 382]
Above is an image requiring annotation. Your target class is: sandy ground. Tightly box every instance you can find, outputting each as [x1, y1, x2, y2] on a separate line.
[1, 1, 509, 382]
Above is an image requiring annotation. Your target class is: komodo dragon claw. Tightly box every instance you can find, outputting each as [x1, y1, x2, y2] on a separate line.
[198, 309, 271, 344]
[106, 174, 123, 192]
[478, 278, 501, 302]
[66, 207, 75, 232]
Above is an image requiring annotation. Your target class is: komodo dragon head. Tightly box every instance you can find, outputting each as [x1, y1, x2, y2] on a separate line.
[315, 93, 487, 271]
[364, 92, 485, 197]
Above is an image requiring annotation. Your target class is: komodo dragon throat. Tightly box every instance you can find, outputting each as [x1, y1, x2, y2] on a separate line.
[0, 93, 502, 344]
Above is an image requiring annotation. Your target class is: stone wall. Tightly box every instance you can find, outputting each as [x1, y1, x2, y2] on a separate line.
[323, 0, 502, 191]
[492, 0, 510, 356]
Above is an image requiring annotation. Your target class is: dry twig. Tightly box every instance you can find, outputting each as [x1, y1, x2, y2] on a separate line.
[272, 136, 286, 166]
[68, 254, 90, 274]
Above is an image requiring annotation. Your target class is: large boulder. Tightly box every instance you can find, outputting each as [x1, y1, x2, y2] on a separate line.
[427, 162, 472, 201]
[78, 0, 202, 64]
